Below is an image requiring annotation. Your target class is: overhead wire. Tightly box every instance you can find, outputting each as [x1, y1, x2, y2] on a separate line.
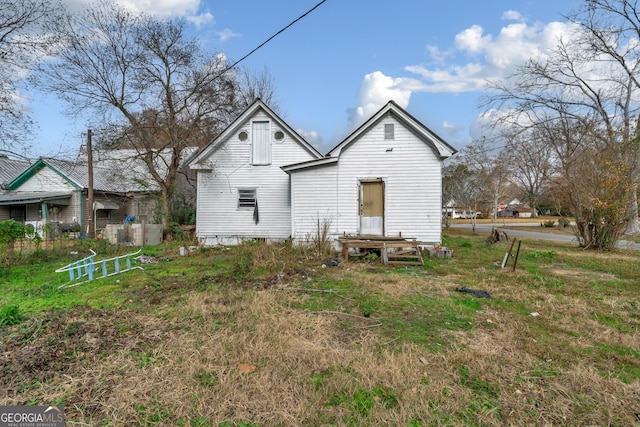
[219, 0, 328, 76]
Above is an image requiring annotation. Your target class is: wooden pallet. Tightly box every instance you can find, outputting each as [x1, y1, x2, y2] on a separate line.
[339, 236, 424, 265]
[386, 245, 423, 265]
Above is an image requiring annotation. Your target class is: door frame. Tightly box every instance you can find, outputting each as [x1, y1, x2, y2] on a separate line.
[358, 178, 385, 236]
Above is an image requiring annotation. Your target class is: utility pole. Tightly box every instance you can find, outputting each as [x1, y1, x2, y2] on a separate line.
[87, 129, 95, 238]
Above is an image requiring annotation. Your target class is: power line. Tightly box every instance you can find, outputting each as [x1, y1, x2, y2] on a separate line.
[220, 0, 328, 75]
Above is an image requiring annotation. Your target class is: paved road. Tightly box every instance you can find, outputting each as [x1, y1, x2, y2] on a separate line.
[448, 222, 640, 250]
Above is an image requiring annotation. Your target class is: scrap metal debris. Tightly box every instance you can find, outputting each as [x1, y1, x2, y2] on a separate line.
[455, 286, 492, 299]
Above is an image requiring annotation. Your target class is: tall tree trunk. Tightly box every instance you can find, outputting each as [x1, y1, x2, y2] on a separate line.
[624, 188, 640, 235]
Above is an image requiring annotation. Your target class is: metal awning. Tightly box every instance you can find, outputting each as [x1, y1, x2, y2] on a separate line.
[94, 200, 120, 210]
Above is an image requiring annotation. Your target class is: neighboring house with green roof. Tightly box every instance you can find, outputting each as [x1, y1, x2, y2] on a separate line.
[0, 157, 159, 236]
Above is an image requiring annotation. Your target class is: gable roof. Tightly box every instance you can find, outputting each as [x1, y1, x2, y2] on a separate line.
[188, 98, 323, 169]
[0, 156, 30, 190]
[8, 157, 155, 193]
[327, 100, 457, 159]
[283, 101, 457, 173]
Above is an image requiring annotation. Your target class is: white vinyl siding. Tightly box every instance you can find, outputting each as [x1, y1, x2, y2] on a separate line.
[252, 121, 271, 165]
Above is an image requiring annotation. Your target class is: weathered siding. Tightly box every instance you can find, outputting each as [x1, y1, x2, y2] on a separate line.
[336, 116, 442, 243]
[290, 166, 338, 243]
[0, 207, 9, 221]
[196, 111, 318, 245]
[291, 115, 443, 244]
[19, 168, 76, 192]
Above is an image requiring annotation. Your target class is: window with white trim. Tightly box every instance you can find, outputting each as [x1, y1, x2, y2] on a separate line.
[238, 188, 257, 209]
[252, 121, 271, 165]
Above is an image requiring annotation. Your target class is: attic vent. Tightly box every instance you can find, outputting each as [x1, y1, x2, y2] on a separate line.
[238, 131, 248, 141]
[238, 188, 257, 208]
[384, 124, 394, 140]
[274, 130, 285, 141]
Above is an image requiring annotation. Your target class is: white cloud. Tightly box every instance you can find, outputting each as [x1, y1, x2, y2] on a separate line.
[118, 0, 200, 16]
[501, 10, 522, 21]
[347, 71, 412, 129]
[63, 0, 214, 26]
[216, 28, 241, 42]
[296, 129, 322, 149]
[349, 12, 580, 147]
[402, 19, 579, 94]
[455, 25, 492, 54]
[186, 12, 214, 27]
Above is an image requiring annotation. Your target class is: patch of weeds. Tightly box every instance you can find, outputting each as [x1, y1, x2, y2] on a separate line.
[592, 314, 635, 333]
[458, 366, 502, 419]
[133, 395, 172, 425]
[326, 385, 398, 425]
[130, 349, 159, 368]
[359, 294, 381, 317]
[422, 258, 435, 269]
[218, 421, 259, 427]
[0, 304, 25, 326]
[294, 279, 354, 312]
[532, 272, 565, 289]
[457, 239, 473, 248]
[193, 371, 218, 387]
[310, 366, 333, 390]
[188, 417, 212, 427]
[524, 250, 558, 261]
[382, 294, 478, 350]
[593, 343, 640, 383]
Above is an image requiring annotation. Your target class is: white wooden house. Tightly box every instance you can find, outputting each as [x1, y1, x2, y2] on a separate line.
[282, 101, 457, 245]
[188, 99, 323, 245]
[189, 100, 456, 248]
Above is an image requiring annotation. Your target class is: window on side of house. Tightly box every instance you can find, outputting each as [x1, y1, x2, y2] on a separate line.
[384, 123, 394, 140]
[252, 120, 271, 165]
[96, 209, 111, 219]
[238, 188, 257, 209]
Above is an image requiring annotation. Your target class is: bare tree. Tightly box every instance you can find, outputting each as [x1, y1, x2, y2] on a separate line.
[460, 137, 510, 220]
[0, 0, 58, 149]
[502, 128, 553, 218]
[235, 66, 280, 112]
[572, 0, 640, 234]
[487, 0, 640, 241]
[442, 160, 482, 232]
[35, 2, 275, 230]
[482, 1, 640, 248]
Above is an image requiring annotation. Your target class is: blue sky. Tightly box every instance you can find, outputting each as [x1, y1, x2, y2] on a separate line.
[26, 0, 582, 157]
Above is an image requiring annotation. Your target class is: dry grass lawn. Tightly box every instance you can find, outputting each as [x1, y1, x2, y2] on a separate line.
[1, 230, 639, 426]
